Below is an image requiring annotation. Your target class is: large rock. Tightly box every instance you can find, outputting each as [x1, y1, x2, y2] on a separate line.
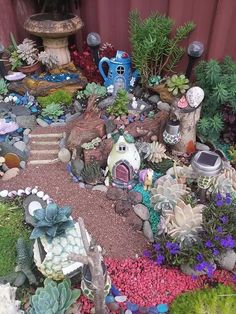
[125, 111, 169, 143]
[115, 200, 132, 216]
[106, 187, 128, 201]
[133, 204, 149, 221]
[16, 115, 36, 129]
[58, 148, 71, 163]
[128, 191, 142, 204]
[126, 210, 143, 231]
[70, 158, 84, 177]
[143, 221, 154, 242]
[2, 167, 20, 181]
[13, 141, 26, 152]
[0, 142, 28, 161]
[83, 139, 112, 167]
[67, 118, 106, 150]
[216, 250, 236, 271]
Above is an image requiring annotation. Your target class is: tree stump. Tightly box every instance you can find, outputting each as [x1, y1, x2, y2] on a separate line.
[173, 105, 201, 154]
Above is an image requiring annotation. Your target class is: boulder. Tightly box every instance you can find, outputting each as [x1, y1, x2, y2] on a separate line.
[16, 115, 36, 129]
[92, 185, 108, 193]
[133, 204, 149, 220]
[126, 210, 143, 231]
[143, 221, 154, 242]
[58, 148, 71, 163]
[115, 200, 132, 216]
[13, 141, 26, 152]
[106, 187, 128, 201]
[83, 139, 112, 167]
[2, 168, 20, 181]
[128, 191, 142, 204]
[216, 250, 236, 271]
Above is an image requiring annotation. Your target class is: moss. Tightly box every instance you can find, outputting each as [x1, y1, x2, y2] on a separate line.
[37, 90, 72, 108]
[0, 201, 31, 276]
[170, 284, 236, 314]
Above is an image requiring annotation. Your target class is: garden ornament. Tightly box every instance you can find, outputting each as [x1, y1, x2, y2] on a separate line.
[185, 41, 204, 79]
[139, 168, 154, 191]
[191, 150, 222, 202]
[99, 50, 138, 91]
[186, 86, 204, 108]
[163, 119, 181, 145]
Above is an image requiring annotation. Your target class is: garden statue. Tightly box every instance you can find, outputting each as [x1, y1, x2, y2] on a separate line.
[139, 168, 154, 191]
[107, 130, 140, 189]
[99, 50, 138, 92]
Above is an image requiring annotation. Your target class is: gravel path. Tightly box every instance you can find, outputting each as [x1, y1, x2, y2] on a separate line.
[0, 162, 149, 258]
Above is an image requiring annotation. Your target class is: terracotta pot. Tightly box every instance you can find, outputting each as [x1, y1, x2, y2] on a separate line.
[18, 61, 41, 74]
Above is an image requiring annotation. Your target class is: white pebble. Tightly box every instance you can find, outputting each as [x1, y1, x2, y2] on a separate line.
[32, 187, 38, 194]
[9, 95, 13, 101]
[8, 191, 17, 198]
[13, 96, 18, 102]
[4, 97, 9, 102]
[115, 296, 127, 303]
[37, 191, 44, 198]
[25, 187, 32, 195]
[46, 198, 53, 204]
[42, 194, 50, 201]
[0, 190, 8, 198]
[125, 311, 132, 314]
[17, 189, 25, 196]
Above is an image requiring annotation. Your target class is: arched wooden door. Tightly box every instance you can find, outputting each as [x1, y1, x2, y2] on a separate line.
[115, 162, 130, 183]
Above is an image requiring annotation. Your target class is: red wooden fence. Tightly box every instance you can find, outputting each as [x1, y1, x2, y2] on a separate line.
[1, 0, 236, 72]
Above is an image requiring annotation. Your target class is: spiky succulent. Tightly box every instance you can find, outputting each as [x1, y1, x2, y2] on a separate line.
[139, 141, 168, 163]
[77, 82, 107, 99]
[207, 168, 236, 197]
[41, 103, 64, 120]
[30, 203, 74, 243]
[27, 278, 80, 314]
[81, 163, 103, 185]
[166, 74, 189, 96]
[0, 79, 8, 95]
[15, 38, 38, 66]
[38, 51, 58, 69]
[160, 200, 204, 245]
[151, 175, 189, 211]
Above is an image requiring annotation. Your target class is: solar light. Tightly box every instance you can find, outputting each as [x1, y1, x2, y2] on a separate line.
[163, 120, 181, 145]
[87, 32, 101, 67]
[185, 41, 204, 79]
[191, 151, 222, 203]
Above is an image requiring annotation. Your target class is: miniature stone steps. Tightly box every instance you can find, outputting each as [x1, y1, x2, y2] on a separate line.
[28, 131, 65, 165]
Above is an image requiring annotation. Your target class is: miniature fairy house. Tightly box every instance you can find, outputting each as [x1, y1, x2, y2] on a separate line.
[107, 131, 141, 188]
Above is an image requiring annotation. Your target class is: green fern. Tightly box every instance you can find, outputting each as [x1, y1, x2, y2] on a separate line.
[197, 114, 224, 143]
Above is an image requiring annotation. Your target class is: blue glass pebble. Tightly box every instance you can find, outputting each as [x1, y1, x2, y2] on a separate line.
[111, 284, 121, 296]
[156, 304, 168, 313]
[149, 308, 159, 314]
[0, 135, 6, 142]
[105, 295, 115, 304]
[30, 106, 38, 113]
[126, 302, 139, 311]
[5, 117, 12, 123]
[31, 73, 79, 83]
[17, 128, 24, 133]
[43, 118, 53, 124]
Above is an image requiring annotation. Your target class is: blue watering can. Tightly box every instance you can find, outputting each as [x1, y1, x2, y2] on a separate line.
[98, 50, 138, 91]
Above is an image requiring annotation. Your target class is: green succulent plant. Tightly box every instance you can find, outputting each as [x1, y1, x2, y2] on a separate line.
[166, 74, 189, 96]
[27, 278, 81, 314]
[30, 203, 74, 243]
[197, 114, 224, 143]
[170, 284, 236, 314]
[81, 163, 103, 185]
[107, 89, 129, 117]
[228, 146, 236, 164]
[77, 82, 107, 99]
[0, 237, 36, 287]
[41, 103, 64, 120]
[0, 79, 8, 95]
[37, 90, 72, 108]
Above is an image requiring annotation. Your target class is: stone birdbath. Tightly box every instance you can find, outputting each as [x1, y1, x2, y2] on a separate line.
[24, 13, 83, 65]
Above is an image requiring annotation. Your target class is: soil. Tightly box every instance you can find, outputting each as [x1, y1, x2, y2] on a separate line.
[0, 125, 149, 258]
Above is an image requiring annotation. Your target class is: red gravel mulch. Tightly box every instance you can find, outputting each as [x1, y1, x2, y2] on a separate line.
[0, 162, 148, 258]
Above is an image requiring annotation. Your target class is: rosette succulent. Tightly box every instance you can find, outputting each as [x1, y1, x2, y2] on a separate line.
[160, 200, 204, 245]
[30, 203, 74, 243]
[166, 74, 189, 96]
[207, 167, 236, 197]
[151, 175, 189, 211]
[27, 278, 80, 314]
[139, 141, 168, 164]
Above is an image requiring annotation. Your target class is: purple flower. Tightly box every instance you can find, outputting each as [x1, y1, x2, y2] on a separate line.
[212, 248, 220, 256]
[165, 242, 180, 254]
[194, 261, 215, 277]
[153, 243, 161, 251]
[216, 199, 224, 207]
[205, 240, 214, 248]
[232, 274, 236, 283]
[216, 226, 223, 233]
[196, 253, 204, 262]
[216, 193, 222, 200]
[165, 242, 172, 249]
[156, 254, 165, 266]
[206, 263, 215, 278]
[214, 236, 220, 241]
[225, 195, 232, 205]
[220, 215, 229, 224]
[143, 250, 151, 257]
[220, 235, 235, 249]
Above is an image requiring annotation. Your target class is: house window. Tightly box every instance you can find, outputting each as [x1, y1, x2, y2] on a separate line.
[117, 143, 127, 153]
[116, 66, 125, 75]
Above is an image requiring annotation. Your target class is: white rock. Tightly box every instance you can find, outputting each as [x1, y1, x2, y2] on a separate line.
[2, 168, 20, 181]
[58, 148, 71, 163]
[25, 187, 32, 195]
[13, 96, 18, 102]
[8, 191, 17, 198]
[13, 141, 26, 152]
[23, 128, 31, 136]
[115, 295, 127, 303]
[143, 221, 154, 242]
[133, 204, 149, 220]
[32, 187, 38, 194]
[17, 189, 25, 196]
[37, 191, 44, 198]
[125, 310, 132, 314]
[28, 201, 43, 216]
[43, 194, 50, 201]
[196, 142, 210, 151]
[186, 86, 204, 108]
[0, 190, 8, 198]
[216, 250, 236, 271]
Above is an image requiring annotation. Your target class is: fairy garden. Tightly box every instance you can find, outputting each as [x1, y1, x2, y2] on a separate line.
[1, 3, 236, 314]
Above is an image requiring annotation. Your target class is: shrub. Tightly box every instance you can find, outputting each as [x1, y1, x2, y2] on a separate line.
[170, 284, 236, 314]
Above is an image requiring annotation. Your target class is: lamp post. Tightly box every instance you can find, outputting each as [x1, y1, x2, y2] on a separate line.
[86, 32, 101, 67]
[0, 43, 6, 77]
[185, 41, 204, 79]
